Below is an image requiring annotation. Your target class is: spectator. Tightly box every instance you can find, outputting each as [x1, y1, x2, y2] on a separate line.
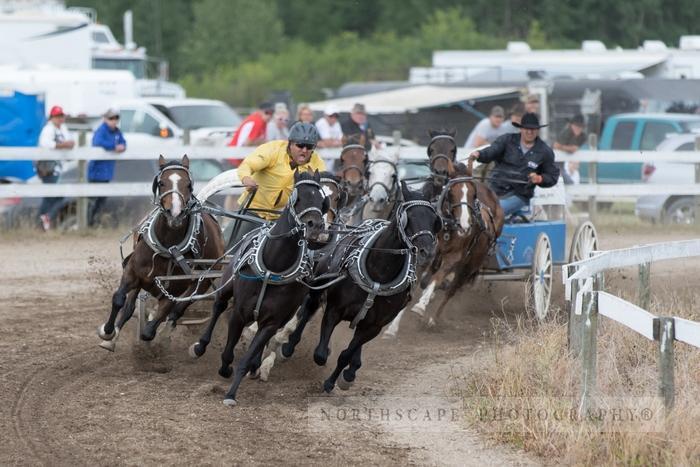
[553, 114, 587, 184]
[296, 104, 314, 124]
[88, 108, 126, 227]
[464, 105, 507, 149]
[501, 102, 526, 134]
[36, 105, 75, 231]
[341, 103, 377, 151]
[315, 105, 343, 148]
[266, 108, 290, 141]
[525, 94, 541, 116]
[229, 102, 274, 148]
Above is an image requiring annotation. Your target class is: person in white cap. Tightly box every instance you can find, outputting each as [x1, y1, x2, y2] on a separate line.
[315, 105, 344, 148]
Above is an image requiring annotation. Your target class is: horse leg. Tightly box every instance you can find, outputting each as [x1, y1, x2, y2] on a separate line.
[382, 309, 404, 339]
[140, 297, 177, 341]
[282, 292, 321, 358]
[337, 347, 362, 390]
[323, 325, 381, 393]
[190, 287, 232, 358]
[218, 309, 246, 379]
[98, 274, 137, 342]
[98, 289, 139, 352]
[411, 280, 437, 316]
[223, 323, 277, 406]
[313, 304, 342, 366]
[167, 279, 211, 324]
[427, 276, 462, 328]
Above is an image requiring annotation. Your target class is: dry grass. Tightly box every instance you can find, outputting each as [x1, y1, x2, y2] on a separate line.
[456, 287, 700, 465]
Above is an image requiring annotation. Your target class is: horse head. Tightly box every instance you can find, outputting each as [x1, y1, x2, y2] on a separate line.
[290, 169, 327, 242]
[367, 151, 399, 213]
[319, 171, 347, 227]
[153, 155, 194, 227]
[338, 137, 368, 197]
[427, 129, 457, 188]
[396, 181, 442, 266]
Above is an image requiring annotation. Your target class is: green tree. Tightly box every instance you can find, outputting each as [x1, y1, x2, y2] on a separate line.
[178, 0, 284, 77]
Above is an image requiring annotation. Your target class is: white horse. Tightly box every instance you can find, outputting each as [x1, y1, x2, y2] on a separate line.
[362, 150, 400, 221]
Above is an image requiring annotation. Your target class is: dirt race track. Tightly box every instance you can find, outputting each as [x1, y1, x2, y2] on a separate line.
[1, 227, 696, 466]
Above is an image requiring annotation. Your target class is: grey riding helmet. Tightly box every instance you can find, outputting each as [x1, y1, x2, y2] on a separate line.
[288, 122, 320, 146]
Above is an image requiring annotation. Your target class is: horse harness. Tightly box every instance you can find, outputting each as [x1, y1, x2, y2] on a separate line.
[322, 200, 438, 328]
[228, 178, 324, 319]
[427, 134, 457, 185]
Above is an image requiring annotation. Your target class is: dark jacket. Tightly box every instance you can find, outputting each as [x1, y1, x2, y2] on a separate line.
[88, 123, 127, 181]
[477, 133, 559, 200]
[341, 118, 375, 151]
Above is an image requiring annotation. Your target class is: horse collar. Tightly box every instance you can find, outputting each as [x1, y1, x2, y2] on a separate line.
[139, 210, 202, 259]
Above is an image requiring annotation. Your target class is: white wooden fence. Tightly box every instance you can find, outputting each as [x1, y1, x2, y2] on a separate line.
[563, 239, 700, 412]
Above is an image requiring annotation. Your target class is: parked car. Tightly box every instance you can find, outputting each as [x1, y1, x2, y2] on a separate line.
[580, 113, 700, 183]
[112, 98, 242, 147]
[635, 133, 700, 224]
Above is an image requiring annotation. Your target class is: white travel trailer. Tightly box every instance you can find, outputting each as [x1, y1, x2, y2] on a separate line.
[0, 4, 184, 99]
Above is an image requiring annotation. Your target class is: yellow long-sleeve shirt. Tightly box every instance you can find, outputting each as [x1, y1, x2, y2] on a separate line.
[237, 140, 326, 219]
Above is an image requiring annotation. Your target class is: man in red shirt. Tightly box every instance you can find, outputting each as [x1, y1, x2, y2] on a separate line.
[228, 102, 274, 148]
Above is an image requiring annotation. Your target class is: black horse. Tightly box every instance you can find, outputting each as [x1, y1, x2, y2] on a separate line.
[189, 170, 328, 406]
[283, 182, 442, 392]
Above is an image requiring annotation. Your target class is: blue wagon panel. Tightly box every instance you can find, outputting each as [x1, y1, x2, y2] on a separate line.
[495, 221, 566, 269]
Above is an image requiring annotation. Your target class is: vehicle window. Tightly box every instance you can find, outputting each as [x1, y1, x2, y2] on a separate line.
[166, 105, 242, 129]
[681, 121, 700, 132]
[640, 122, 678, 151]
[610, 121, 636, 149]
[118, 110, 135, 132]
[677, 142, 695, 151]
[190, 160, 224, 181]
[132, 112, 162, 137]
[92, 32, 110, 44]
[398, 160, 430, 180]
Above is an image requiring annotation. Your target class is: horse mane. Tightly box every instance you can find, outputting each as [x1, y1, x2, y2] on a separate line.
[319, 171, 341, 183]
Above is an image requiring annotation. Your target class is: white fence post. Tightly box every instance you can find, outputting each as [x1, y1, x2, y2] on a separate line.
[655, 317, 675, 411]
[638, 262, 651, 310]
[578, 288, 599, 417]
[77, 130, 89, 229]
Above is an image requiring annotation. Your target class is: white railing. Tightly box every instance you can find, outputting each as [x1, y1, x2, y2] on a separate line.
[562, 240, 700, 412]
[2, 145, 700, 202]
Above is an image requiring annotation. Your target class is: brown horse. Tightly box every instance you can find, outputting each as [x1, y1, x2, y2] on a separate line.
[97, 155, 225, 351]
[336, 138, 369, 225]
[420, 155, 505, 327]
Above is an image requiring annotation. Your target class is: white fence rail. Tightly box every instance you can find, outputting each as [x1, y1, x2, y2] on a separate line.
[2, 146, 700, 215]
[563, 239, 700, 412]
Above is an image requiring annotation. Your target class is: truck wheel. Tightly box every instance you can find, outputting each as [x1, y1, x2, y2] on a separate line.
[664, 197, 695, 225]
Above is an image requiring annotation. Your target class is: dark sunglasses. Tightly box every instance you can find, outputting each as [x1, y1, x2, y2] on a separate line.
[108, 115, 120, 121]
[294, 143, 315, 151]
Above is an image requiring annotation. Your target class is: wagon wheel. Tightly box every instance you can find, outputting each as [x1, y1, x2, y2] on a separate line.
[568, 221, 599, 263]
[528, 233, 553, 321]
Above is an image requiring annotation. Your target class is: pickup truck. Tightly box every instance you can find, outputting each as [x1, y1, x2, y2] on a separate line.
[579, 113, 700, 183]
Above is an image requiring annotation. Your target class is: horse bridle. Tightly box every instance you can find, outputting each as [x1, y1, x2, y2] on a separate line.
[339, 144, 369, 193]
[396, 200, 439, 250]
[268, 179, 325, 239]
[427, 134, 457, 184]
[320, 176, 346, 223]
[368, 158, 399, 202]
[152, 163, 197, 214]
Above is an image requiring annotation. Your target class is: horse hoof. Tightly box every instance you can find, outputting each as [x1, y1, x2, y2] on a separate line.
[322, 381, 335, 393]
[313, 352, 327, 367]
[248, 367, 260, 379]
[411, 304, 426, 317]
[97, 324, 115, 341]
[337, 376, 354, 391]
[98, 340, 116, 352]
[222, 398, 237, 407]
[140, 331, 156, 342]
[277, 345, 290, 361]
[426, 317, 436, 329]
[218, 366, 233, 379]
[381, 330, 397, 340]
[189, 343, 204, 359]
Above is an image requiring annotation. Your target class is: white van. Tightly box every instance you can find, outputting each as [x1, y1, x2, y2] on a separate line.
[112, 98, 242, 147]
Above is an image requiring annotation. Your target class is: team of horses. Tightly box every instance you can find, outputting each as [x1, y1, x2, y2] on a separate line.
[97, 131, 505, 406]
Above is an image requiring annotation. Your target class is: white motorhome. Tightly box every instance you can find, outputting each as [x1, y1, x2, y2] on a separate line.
[0, 4, 184, 101]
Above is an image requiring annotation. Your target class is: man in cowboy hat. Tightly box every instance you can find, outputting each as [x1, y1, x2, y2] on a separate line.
[469, 112, 559, 216]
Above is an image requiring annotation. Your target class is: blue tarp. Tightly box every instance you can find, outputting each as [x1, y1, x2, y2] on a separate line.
[0, 91, 45, 180]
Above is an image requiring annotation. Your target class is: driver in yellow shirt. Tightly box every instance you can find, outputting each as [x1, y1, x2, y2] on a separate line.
[226, 121, 326, 247]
